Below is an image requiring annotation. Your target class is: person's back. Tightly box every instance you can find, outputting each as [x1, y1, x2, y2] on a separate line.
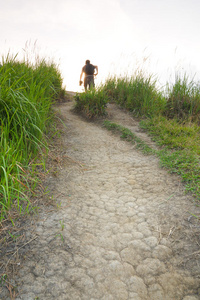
[84, 63, 95, 76]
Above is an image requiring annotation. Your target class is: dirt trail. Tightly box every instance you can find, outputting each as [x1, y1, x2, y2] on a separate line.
[2, 94, 200, 299]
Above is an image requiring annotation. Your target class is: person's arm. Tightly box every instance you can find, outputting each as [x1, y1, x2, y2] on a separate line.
[79, 68, 84, 85]
[94, 65, 98, 76]
[80, 69, 84, 81]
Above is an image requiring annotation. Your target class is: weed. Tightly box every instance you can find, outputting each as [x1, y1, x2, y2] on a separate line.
[56, 202, 62, 209]
[0, 274, 7, 286]
[56, 233, 64, 242]
[8, 231, 21, 241]
[60, 220, 65, 231]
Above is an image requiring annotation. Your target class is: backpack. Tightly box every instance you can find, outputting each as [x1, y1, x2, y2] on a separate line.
[84, 64, 95, 75]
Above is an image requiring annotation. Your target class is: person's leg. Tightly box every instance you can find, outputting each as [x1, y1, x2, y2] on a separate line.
[89, 76, 95, 90]
[84, 77, 87, 91]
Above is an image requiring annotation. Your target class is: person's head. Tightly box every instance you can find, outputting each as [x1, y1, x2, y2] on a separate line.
[85, 60, 90, 65]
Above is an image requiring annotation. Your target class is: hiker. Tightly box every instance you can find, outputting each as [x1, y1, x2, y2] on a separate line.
[79, 60, 98, 91]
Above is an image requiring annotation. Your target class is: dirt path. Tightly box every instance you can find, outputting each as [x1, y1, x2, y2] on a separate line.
[2, 94, 200, 299]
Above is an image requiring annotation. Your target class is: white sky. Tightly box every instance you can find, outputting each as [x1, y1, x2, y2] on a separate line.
[1, 0, 200, 92]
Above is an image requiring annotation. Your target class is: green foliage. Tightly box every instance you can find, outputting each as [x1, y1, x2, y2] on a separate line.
[101, 76, 118, 102]
[102, 72, 200, 123]
[103, 72, 166, 117]
[0, 54, 63, 219]
[165, 75, 200, 122]
[157, 149, 200, 198]
[140, 116, 200, 199]
[74, 88, 108, 118]
[140, 116, 200, 154]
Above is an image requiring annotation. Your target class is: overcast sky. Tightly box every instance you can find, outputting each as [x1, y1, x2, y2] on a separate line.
[1, 0, 200, 91]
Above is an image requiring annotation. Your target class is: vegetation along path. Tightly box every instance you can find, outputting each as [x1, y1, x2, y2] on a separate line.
[4, 93, 200, 299]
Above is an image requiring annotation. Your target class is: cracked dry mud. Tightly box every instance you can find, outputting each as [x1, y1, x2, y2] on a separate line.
[3, 94, 200, 299]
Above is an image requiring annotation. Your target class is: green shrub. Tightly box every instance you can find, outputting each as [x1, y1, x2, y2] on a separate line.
[165, 75, 200, 122]
[74, 88, 108, 119]
[103, 72, 166, 117]
[101, 76, 117, 102]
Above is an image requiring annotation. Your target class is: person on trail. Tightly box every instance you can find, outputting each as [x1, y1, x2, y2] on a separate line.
[79, 60, 98, 91]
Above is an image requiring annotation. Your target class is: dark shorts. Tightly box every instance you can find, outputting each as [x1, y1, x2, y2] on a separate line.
[84, 75, 95, 90]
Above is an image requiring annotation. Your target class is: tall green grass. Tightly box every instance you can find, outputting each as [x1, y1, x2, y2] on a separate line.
[102, 72, 200, 123]
[103, 72, 166, 117]
[74, 72, 165, 119]
[165, 74, 200, 122]
[0, 54, 63, 219]
[74, 87, 108, 118]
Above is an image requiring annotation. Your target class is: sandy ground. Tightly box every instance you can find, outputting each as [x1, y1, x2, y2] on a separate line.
[1, 93, 200, 299]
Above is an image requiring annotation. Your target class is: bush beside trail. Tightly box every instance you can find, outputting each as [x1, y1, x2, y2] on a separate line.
[103, 73, 166, 117]
[165, 75, 200, 123]
[74, 87, 108, 119]
[0, 55, 63, 220]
